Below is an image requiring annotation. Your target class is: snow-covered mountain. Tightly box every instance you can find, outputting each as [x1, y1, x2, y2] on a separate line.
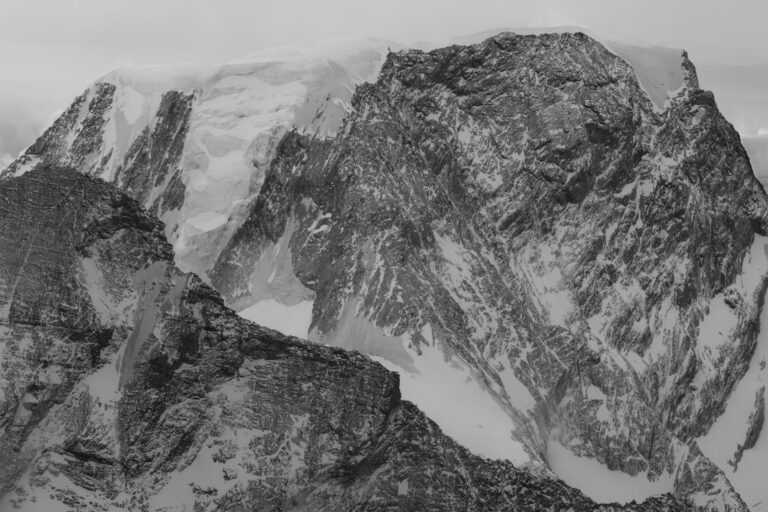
[1, 37, 399, 279]
[1, 29, 767, 511]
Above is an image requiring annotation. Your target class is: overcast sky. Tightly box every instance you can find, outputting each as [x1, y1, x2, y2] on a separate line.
[1, 0, 767, 129]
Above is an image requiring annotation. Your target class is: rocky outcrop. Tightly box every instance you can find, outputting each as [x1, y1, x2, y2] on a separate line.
[210, 32, 768, 510]
[0, 166, 693, 511]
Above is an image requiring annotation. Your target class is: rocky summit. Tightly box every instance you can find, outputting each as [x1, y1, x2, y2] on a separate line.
[0, 30, 767, 511]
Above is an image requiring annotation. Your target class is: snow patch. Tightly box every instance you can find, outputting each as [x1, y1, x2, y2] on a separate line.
[238, 299, 313, 338]
[547, 440, 675, 503]
[371, 325, 530, 465]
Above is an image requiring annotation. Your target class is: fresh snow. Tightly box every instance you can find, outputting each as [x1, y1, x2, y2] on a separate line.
[495, 361, 538, 412]
[547, 440, 675, 503]
[238, 299, 314, 338]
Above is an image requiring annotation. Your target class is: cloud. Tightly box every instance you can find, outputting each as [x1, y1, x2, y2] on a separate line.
[0, 153, 12, 170]
[1, 0, 768, 133]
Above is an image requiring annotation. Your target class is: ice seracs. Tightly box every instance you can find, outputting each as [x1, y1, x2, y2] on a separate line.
[2, 36, 399, 285]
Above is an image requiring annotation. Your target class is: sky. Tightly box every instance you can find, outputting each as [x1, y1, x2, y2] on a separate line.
[1, 0, 767, 136]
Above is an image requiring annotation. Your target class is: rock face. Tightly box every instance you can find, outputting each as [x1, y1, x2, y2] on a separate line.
[1, 31, 767, 511]
[208, 33, 768, 510]
[0, 166, 691, 511]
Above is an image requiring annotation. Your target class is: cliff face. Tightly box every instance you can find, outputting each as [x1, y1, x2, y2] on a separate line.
[1, 31, 767, 511]
[0, 166, 689, 511]
[210, 33, 768, 510]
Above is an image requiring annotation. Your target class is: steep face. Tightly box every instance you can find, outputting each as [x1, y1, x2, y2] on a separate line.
[211, 32, 768, 510]
[0, 167, 689, 511]
[0, 38, 396, 279]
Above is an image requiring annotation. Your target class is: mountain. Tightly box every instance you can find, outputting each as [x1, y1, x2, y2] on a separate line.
[0, 165, 689, 511]
[2, 30, 767, 511]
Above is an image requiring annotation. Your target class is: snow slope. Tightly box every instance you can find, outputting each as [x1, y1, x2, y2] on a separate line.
[547, 441, 676, 504]
[105, 38, 399, 277]
[238, 299, 314, 338]
[371, 326, 530, 465]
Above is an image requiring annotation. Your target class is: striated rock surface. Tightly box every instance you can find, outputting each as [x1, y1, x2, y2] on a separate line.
[209, 33, 768, 510]
[0, 166, 692, 511]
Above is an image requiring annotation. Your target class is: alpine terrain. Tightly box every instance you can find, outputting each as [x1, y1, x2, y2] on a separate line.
[1, 30, 767, 511]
